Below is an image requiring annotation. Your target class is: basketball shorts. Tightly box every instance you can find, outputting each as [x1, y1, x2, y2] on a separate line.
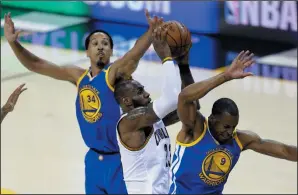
[85, 148, 128, 194]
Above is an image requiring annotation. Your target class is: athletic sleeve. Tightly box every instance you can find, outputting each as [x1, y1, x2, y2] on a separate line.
[153, 60, 181, 119]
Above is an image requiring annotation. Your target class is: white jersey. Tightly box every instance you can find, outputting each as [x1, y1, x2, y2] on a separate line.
[116, 114, 171, 194]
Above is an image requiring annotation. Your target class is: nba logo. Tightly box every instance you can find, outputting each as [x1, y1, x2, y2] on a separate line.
[224, 1, 240, 25]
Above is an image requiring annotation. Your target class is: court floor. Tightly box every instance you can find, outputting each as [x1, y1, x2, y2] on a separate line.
[1, 39, 297, 194]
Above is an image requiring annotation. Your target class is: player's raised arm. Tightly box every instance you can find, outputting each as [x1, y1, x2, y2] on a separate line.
[4, 13, 83, 84]
[237, 130, 297, 162]
[162, 52, 199, 126]
[117, 26, 181, 131]
[177, 51, 255, 130]
[108, 10, 163, 85]
[1, 84, 27, 124]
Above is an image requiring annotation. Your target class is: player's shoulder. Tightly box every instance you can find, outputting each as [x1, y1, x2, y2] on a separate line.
[234, 129, 259, 149]
[235, 129, 258, 138]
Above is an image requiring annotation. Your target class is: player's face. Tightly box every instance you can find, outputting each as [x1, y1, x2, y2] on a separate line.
[87, 32, 113, 67]
[129, 80, 152, 108]
[209, 112, 239, 144]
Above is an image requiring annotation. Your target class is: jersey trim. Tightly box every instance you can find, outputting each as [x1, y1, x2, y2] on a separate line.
[176, 120, 207, 147]
[104, 66, 115, 92]
[119, 129, 154, 152]
[76, 69, 89, 90]
[233, 130, 243, 151]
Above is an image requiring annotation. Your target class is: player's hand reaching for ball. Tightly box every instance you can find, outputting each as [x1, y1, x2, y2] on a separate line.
[145, 9, 164, 31]
[152, 27, 172, 62]
[224, 50, 255, 80]
[4, 12, 22, 43]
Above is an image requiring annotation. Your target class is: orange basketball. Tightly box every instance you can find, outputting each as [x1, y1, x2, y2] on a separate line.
[161, 20, 192, 58]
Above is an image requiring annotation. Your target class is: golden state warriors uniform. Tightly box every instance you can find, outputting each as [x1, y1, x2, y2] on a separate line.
[169, 119, 243, 194]
[76, 64, 127, 194]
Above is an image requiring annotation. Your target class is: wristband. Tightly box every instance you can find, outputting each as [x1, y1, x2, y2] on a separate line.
[162, 57, 173, 64]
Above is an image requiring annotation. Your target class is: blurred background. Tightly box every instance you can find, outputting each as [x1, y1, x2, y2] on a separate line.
[1, 1, 297, 194]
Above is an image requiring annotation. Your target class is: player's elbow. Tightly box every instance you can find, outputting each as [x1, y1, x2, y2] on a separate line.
[178, 91, 189, 105]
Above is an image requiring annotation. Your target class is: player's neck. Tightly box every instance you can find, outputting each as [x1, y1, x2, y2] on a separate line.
[90, 65, 104, 77]
[90, 60, 110, 77]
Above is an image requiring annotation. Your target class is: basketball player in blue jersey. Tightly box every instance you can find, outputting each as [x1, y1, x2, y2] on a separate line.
[169, 50, 298, 194]
[4, 10, 164, 194]
[1, 84, 27, 124]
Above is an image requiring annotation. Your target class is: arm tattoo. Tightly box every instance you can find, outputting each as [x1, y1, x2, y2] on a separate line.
[126, 107, 149, 120]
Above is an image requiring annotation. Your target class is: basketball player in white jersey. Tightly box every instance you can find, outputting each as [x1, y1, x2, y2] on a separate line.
[113, 26, 193, 194]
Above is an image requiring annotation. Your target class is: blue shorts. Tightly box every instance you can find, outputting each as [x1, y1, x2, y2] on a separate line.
[85, 148, 128, 194]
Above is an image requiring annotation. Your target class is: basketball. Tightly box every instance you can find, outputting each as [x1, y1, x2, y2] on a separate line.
[161, 20, 192, 58]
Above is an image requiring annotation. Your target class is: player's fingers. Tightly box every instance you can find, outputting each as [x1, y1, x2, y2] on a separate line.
[14, 83, 25, 92]
[15, 30, 24, 37]
[161, 28, 168, 42]
[157, 17, 163, 27]
[157, 26, 162, 41]
[243, 53, 254, 65]
[152, 28, 157, 41]
[145, 9, 150, 20]
[4, 13, 7, 24]
[242, 72, 254, 78]
[235, 50, 244, 62]
[19, 83, 26, 88]
[153, 16, 158, 25]
[241, 50, 250, 61]
[244, 60, 255, 68]
[20, 88, 28, 93]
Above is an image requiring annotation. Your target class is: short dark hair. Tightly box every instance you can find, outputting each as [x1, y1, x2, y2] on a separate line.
[84, 30, 114, 50]
[114, 77, 133, 104]
[212, 98, 239, 116]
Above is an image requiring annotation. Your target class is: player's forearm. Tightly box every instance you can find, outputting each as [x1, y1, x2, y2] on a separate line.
[162, 64, 195, 126]
[179, 72, 231, 103]
[124, 29, 153, 63]
[153, 60, 181, 119]
[8, 40, 45, 72]
[177, 64, 195, 88]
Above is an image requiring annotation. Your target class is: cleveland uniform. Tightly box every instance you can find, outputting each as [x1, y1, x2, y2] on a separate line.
[76, 64, 127, 194]
[116, 114, 171, 194]
[169, 119, 243, 194]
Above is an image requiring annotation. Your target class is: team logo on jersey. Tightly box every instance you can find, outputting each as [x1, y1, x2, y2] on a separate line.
[199, 148, 233, 186]
[79, 85, 102, 123]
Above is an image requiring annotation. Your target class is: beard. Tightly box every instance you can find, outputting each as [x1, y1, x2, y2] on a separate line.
[96, 57, 106, 69]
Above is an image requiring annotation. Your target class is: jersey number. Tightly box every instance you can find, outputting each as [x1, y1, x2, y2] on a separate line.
[164, 144, 171, 167]
[87, 95, 96, 103]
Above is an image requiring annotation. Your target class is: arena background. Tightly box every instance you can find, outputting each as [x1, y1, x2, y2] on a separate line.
[1, 1, 297, 194]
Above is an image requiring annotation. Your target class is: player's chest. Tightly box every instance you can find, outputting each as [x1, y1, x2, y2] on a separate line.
[182, 145, 240, 186]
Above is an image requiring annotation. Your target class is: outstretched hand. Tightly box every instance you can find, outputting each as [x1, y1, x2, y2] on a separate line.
[145, 9, 164, 30]
[225, 50, 255, 80]
[2, 83, 27, 113]
[4, 12, 22, 43]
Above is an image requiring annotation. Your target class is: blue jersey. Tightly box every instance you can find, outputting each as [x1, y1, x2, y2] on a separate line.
[169, 119, 243, 194]
[75, 65, 121, 153]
